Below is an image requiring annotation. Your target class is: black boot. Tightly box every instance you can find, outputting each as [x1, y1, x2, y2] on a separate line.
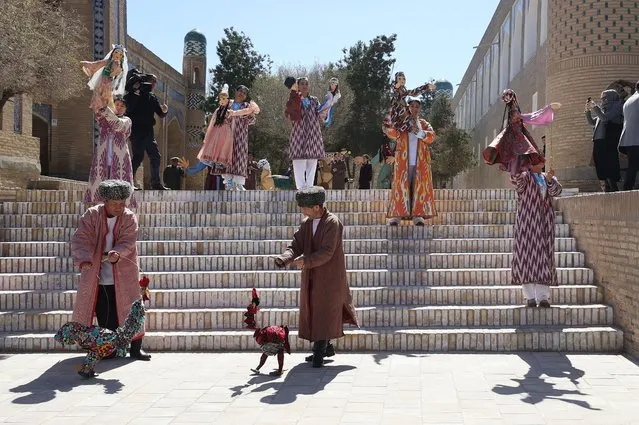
[312, 340, 328, 368]
[607, 178, 619, 192]
[305, 341, 335, 361]
[130, 338, 152, 361]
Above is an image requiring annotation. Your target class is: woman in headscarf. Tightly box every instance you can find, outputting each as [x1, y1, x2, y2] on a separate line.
[585, 90, 623, 192]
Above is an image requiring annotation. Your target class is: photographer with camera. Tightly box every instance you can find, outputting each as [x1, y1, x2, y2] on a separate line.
[124, 69, 170, 190]
[585, 91, 622, 192]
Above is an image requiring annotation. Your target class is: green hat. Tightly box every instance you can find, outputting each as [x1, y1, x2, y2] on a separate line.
[295, 186, 326, 207]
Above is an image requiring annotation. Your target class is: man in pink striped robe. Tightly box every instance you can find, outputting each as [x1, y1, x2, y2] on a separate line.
[71, 180, 150, 360]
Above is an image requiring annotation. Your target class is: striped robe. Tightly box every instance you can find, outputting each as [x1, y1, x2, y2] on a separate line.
[226, 101, 259, 177]
[512, 171, 563, 287]
[288, 96, 325, 160]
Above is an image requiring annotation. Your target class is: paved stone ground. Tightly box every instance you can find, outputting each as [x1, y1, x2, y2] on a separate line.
[1, 352, 638, 425]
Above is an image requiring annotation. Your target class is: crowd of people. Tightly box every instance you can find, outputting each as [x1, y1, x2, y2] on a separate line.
[62, 43, 626, 376]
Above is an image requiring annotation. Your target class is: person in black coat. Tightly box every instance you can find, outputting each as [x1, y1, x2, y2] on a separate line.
[358, 154, 373, 189]
[163, 157, 185, 190]
[124, 69, 170, 190]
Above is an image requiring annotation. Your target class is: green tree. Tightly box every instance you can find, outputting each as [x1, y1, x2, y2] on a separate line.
[339, 34, 397, 156]
[202, 27, 272, 112]
[0, 0, 86, 112]
[425, 93, 476, 187]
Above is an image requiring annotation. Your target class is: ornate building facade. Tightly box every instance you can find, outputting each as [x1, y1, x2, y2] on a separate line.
[0, 0, 207, 189]
[451, 0, 639, 190]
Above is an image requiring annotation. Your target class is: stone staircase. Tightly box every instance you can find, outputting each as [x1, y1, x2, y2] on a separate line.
[0, 189, 623, 353]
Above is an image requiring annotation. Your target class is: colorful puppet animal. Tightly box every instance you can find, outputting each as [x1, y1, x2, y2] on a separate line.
[54, 299, 146, 379]
[244, 288, 291, 376]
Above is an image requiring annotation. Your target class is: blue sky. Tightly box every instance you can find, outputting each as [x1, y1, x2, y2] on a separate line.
[127, 0, 499, 92]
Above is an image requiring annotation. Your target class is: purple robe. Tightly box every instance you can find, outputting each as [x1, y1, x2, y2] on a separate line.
[511, 171, 563, 287]
[288, 96, 325, 160]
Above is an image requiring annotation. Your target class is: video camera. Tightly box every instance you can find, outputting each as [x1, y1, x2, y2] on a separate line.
[125, 68, 157, 94]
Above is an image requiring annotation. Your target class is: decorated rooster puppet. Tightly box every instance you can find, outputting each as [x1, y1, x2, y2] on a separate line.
[80, 44, 128, 111]
[54, 277, 150, 379]
[482, 89, 561, 174]
[244, 288, 291, 376]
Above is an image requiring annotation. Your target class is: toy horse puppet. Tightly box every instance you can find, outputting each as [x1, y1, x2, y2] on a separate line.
[244, 288, 291, 376]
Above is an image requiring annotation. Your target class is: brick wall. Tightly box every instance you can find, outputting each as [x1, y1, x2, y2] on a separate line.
[556, 192, 639, 358]
[0, 130, 41, 189]
[0, 94, 41, 189]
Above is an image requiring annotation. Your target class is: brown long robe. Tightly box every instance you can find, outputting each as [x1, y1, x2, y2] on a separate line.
[276, 209, 359, 341]
[71, 205, 144, 340]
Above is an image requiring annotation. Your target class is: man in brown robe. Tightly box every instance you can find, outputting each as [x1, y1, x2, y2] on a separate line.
[274, 186, 359, 367]
[71, 180, 151, 360]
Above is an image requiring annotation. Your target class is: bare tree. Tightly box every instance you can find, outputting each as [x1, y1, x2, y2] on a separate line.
[0, 0, 87, 112]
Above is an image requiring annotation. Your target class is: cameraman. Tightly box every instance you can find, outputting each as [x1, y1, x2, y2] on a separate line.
[124, 69, 170, 190]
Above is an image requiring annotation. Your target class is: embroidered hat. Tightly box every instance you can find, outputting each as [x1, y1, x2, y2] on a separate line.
[98, 180, 133, 201]
[295, 186, 326, 207]
[405, 95, 422, 105]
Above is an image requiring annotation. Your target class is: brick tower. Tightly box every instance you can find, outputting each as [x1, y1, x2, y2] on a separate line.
[182, 29, 207, 190]
[546, 1, 639, 189]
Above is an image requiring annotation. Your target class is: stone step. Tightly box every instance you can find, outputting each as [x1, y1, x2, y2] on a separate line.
[0, 238, 579, 257]
[12, 188, 518, 202]
[0, 304, 614, 332]
[0, 212, 565, 228]
[0, 199, 520, 215]
[0, 224, 573, 242]
[0, 252, 585, 273]
[0, 268, 594, 291]
[0, 286, 603, 311]
[0, 326, 624, 353]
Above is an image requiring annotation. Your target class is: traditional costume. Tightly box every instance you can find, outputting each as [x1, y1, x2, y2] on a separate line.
[385, 96, 437, 226]
[84, 104, 136, 208]
[483, 89, 556, 175]
[274, 186, 359, 367]
[55, 298, 146, 378]
[388, 72, 435, 133]
[511, 170, 563, 307]
[190, 84, 233, 175]
[288, 78, 325, 189]
[81, 44, 128, 112]
[318, 77, 341, 128]
[71, 180, 150, 360]
[222, 86, 260, 190]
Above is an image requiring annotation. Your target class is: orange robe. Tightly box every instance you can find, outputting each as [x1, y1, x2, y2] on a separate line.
[386, 118, 437, 219]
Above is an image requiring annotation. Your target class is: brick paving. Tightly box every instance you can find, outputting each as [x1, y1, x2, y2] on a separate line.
[1, 352, 638, 425]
